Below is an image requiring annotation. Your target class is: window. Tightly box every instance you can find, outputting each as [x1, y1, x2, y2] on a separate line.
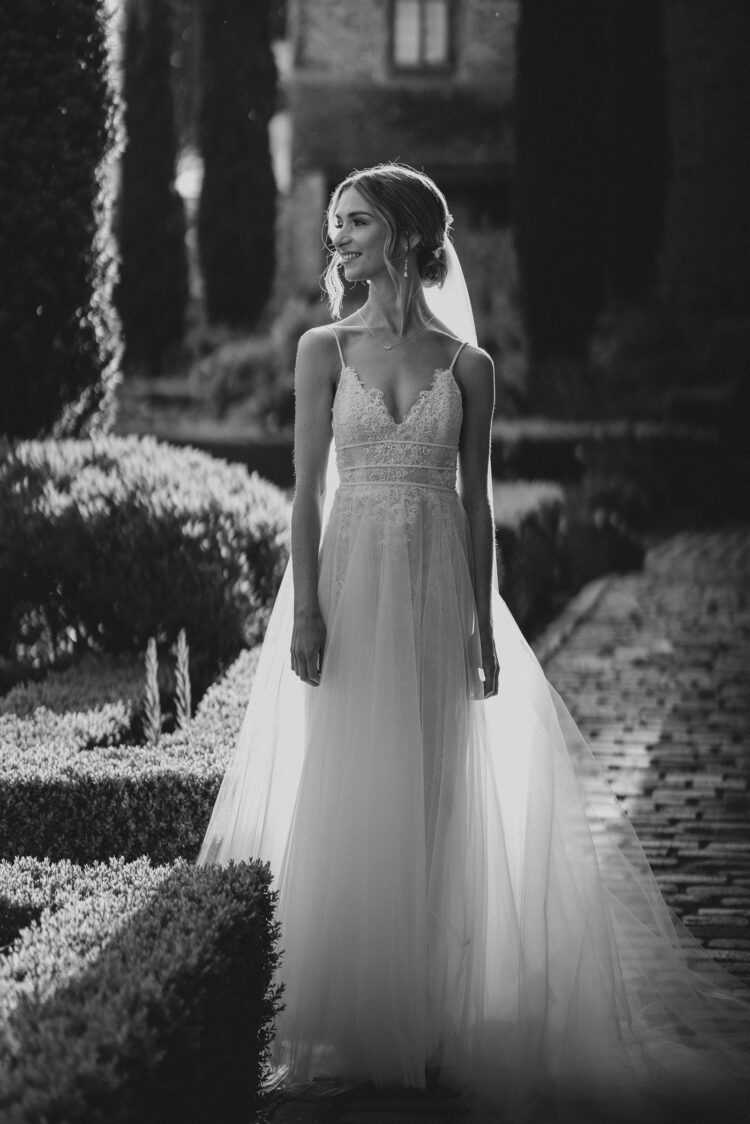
[392, 0, 452, 70]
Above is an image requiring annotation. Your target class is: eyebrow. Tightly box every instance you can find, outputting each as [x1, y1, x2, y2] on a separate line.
[333, 209, 374, 221]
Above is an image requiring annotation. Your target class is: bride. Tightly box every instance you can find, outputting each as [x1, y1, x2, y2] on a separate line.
[199, 164, 749, 1120]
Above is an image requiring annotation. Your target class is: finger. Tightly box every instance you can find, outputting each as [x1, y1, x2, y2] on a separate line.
[300, 650, 320, 686]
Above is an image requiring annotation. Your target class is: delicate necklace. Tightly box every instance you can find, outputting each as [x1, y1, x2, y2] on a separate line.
[357, 308, 435, 351]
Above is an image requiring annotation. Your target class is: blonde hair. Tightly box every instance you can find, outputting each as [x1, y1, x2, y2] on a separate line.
[323, 163, 453, 319]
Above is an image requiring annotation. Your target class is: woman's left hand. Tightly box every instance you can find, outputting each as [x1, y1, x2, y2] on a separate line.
[480, 630, 499, 698]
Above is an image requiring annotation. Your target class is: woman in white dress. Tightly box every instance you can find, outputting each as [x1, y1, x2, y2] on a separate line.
[199, 164, 749, 1120]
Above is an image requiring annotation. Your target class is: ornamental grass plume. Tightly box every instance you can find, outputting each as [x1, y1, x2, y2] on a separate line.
[174, 629, 192, 731]
[142, 638, 162, 745]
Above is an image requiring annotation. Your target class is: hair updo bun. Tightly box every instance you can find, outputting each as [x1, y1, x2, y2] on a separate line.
[324, 163, 453, 318]
[417, 241, 449, 288]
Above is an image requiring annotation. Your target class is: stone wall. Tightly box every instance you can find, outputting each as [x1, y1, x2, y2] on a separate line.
[290, 0, 517, 90]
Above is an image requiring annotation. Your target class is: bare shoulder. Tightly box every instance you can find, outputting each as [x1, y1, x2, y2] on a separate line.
[296, 325, 338, 365]
[295, 325, 340, 391]
[452, 343, 494, 397]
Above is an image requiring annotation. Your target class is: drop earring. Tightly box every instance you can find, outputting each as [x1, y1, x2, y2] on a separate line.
[404, 255, 409, 279]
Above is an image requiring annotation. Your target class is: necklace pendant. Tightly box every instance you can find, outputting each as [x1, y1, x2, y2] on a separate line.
[384, 344, 392, 350]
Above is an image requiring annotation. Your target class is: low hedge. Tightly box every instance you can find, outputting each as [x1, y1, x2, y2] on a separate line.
[0, 436, 290, 686]
[493, 480, 642, 633]
[494, 481, 565, 631]
[491, 416, 742, 527]
[0, 653, 143, 755]
[0, 858, 281, 1124]
[0, 855, 163, 951]
[2, 479, 643, 863]
[0, 649, 258, 863]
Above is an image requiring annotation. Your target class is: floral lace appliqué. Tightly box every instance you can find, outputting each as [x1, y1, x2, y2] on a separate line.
[321, 365, 465, 607]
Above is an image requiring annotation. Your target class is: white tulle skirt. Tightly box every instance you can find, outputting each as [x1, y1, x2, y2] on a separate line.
[198, 485, 750, 1121]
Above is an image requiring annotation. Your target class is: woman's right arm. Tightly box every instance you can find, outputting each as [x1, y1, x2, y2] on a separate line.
[290, 329, 336, 686]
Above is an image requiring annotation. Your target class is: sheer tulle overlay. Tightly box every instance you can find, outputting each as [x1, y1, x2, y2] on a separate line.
[199, 343, 750, 1121]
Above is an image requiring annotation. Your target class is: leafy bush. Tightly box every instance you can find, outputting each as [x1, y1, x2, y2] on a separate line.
[0, 859, 281, 1124]
[494, 481, 566, 631]
[0, 437, 290, 685]
[0, 648, 259, 863]
[494, 480, 643, 632]
[0, 855, 161, 951]
[0, 654, 142, 794]
[0, 653, 142, 720]
[0, 0, 122, 438]
[491, 416, 738, 527]
[188, 296, 329, 433]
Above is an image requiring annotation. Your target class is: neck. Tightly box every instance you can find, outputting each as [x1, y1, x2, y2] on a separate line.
[363, 272, 432, 335]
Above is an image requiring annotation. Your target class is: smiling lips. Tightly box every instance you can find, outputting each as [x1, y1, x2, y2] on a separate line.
[340, 252, 361, 263]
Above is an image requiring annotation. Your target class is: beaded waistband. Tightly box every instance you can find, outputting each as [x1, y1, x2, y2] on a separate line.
[336, 479, 456, 495]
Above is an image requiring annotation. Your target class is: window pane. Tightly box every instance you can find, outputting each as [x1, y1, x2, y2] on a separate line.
[424, 0, 449, 64]
[394, 0, 420, 66]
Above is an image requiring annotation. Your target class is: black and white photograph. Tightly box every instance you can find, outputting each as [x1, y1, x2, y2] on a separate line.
[1, 2, 749, 1122]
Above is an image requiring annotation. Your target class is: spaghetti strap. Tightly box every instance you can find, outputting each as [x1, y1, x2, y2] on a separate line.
[327, 326, 345, 371]
[449, 340, 468, 372]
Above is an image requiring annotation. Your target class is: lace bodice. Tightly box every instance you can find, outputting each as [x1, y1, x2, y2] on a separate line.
[332, 363, 464, 493]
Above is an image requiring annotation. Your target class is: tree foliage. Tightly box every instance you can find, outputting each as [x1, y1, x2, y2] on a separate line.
[514, 0, 669, 362]
[115, 0, 188, 377]
[196, 0, 277, 328]
[0, 0, 123, 438]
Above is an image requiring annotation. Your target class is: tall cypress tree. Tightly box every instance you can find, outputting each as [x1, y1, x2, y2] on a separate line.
[514, 0, 668, 366]
[600, 1, 669, 305]
[196, 0, 277, 328]
[0, 0, 122, 438]
[115, 0, 188, 377]
[514, 0, 609, 362]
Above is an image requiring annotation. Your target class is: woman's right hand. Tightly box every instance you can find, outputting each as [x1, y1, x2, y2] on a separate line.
[291, 607, 326, 686]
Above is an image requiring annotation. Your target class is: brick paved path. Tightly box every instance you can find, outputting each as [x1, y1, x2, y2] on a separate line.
[542, 525, 750, 990]
[268, 526, 750, 1123]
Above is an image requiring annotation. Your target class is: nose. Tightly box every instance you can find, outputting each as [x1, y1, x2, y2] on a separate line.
[333, 227, 350, 249]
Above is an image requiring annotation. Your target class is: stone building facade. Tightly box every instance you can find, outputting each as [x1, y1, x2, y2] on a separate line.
[275, 0, 522, 365]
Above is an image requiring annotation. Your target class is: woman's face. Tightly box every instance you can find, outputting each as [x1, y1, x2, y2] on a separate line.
[331, 186, 392, 284]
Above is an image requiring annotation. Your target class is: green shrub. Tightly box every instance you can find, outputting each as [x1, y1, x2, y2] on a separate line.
[0, 437, 290, 685]
[0, 652, 142, 720]
[494, 481, 566, 631]
[0, 649, 258, 863]
[0, 855, 161, 951]
[493, 480, 643, 632]
[0, 0, 122, 438]
[0, 859, 281, 1124]
[491, 416, 737, 527]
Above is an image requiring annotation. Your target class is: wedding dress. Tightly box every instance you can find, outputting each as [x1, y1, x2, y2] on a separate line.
[198, 318, 749, 1121]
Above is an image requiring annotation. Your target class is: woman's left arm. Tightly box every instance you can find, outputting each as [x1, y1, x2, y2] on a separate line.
[455, 347, 499, 698]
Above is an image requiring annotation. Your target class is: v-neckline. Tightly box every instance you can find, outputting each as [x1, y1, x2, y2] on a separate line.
[342, 365, 450, 428]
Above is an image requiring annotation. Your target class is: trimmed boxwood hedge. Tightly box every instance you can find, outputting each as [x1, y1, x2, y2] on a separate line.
[490, 416, 739, 526]
[0, 855, 162, 952]
[1, 481, 644, 864]
[0, 436, 290, 685]
[0, 858, 281, 1124]
[0, 649, 258, 863]
[494, 481, 565, 631]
